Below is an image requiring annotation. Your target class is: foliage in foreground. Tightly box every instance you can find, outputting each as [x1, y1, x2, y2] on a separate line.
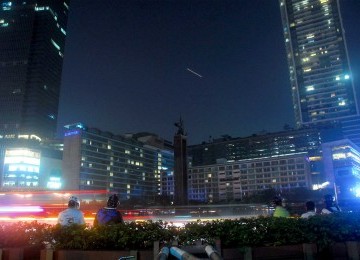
[1, 213, 360, 250]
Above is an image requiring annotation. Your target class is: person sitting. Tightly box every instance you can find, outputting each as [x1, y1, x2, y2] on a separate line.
[321, 194, 341, 214]
[272, 196, 290, 217]
[93, 194, 124, 227]
[301, 200, 316, 219]
[58, 196, 85, 226]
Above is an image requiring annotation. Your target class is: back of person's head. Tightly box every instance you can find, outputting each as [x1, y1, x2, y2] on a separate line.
[68, 196, 80, 209]
[305, 200, 315, 211]
[272, 196, 283, 206]
[107, 194, 119, 208]
[324, 194, 334, 206]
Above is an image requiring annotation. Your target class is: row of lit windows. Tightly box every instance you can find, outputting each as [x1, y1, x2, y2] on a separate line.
[3, 181, 38, 187]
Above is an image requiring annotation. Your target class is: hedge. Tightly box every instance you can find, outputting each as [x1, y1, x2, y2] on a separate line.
[1, 213, 360, 251]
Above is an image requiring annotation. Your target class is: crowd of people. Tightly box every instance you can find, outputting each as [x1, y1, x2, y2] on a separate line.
[272, 193, 341, 219]
[57, 194, 123, 226]
[57, 193, 341, 226]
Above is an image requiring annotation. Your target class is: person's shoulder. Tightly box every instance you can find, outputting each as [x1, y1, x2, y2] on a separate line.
[321, 208, 332, 214]
[301, 211, 316, 218]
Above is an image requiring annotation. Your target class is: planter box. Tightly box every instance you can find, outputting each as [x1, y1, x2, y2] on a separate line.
[2, 247, 41, 260]
[52, 250, 152, 260]
[1, 241, 359, 260]
[222, 247, 251, 260]
[253, 244, 304, 260]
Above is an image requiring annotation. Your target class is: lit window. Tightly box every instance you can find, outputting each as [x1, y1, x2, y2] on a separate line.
[306, 34, 314, 39]
[339, 100, 346, 106]
[306, 85, 314, 91]
[51, 39, 60, 51]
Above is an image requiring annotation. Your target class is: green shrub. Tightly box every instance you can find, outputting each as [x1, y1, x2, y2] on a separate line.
[0, 221, 52, 248]
[0, 213, 360, 250]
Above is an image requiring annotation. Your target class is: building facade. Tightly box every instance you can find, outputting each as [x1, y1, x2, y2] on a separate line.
[181, 128, 360, 203]
[189, 153, 310, 203]
[0, 136, 63, 190]
[188, 127, 342, 167]
[0, 0, 69, 139]
[279, 0, 360, 145]
[62, 123, 174, 203]
[321, 139, 360, 202]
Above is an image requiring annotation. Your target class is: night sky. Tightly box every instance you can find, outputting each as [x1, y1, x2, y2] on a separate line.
[57, 0, 360, 145]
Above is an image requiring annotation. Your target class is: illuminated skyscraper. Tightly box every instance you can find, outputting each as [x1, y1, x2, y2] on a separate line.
[280, 0, 360, 145]
[0, 0, 69, 139]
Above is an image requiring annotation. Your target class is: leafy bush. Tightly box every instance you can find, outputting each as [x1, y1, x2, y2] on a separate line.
[0, 221, 52, 248]
[1, 213, 360, 250]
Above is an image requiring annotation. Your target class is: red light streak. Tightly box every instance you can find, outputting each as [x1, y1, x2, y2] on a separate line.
[0, 206, 43, 213]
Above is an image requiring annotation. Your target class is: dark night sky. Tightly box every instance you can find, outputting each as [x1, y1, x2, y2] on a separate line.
[57, 0, 360, 145]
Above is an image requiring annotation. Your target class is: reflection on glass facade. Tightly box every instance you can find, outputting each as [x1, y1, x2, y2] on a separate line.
[0, 0, 69, 139]
[62, 124, 174, 202]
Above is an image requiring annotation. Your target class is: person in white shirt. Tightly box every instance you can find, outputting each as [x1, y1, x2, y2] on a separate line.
[58, 196, 85, 226]
[301, 200, 316, 219]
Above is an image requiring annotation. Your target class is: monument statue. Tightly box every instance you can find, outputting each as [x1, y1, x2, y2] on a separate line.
[174, 117, 186, 136]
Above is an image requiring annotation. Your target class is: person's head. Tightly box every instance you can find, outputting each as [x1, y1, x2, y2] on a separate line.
[305, 200, 315, 211]
[324, 194, 334, 206]
[272, 196, 283, 207]
[68, 196, 80, 209]
[107, 194, 119, 208]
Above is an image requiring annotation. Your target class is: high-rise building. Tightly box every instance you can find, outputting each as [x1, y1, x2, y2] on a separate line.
[185, 129, 360, 204]
[0, 0, 70, 139]
[62, 123, 174, 202]
[279, 0, 360, 145]
[188, 126, 342, 167]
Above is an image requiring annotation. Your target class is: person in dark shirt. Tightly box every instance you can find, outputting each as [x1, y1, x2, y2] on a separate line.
[93, 194, 124, 227]
[321, 194, 341, 214]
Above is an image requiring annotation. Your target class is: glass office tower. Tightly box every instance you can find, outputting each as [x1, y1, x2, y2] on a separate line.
[0, 0, 69, 139]
[279, 0, 360, 144]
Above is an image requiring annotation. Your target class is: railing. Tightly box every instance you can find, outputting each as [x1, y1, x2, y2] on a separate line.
[156, 244, 222, 260]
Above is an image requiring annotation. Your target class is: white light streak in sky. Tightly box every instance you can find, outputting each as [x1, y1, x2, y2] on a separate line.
[186, 68, 203, 78]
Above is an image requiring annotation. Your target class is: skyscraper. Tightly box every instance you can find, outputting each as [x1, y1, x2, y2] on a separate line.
[279, 0, 360, 145]
[0, 0, 69, 139]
